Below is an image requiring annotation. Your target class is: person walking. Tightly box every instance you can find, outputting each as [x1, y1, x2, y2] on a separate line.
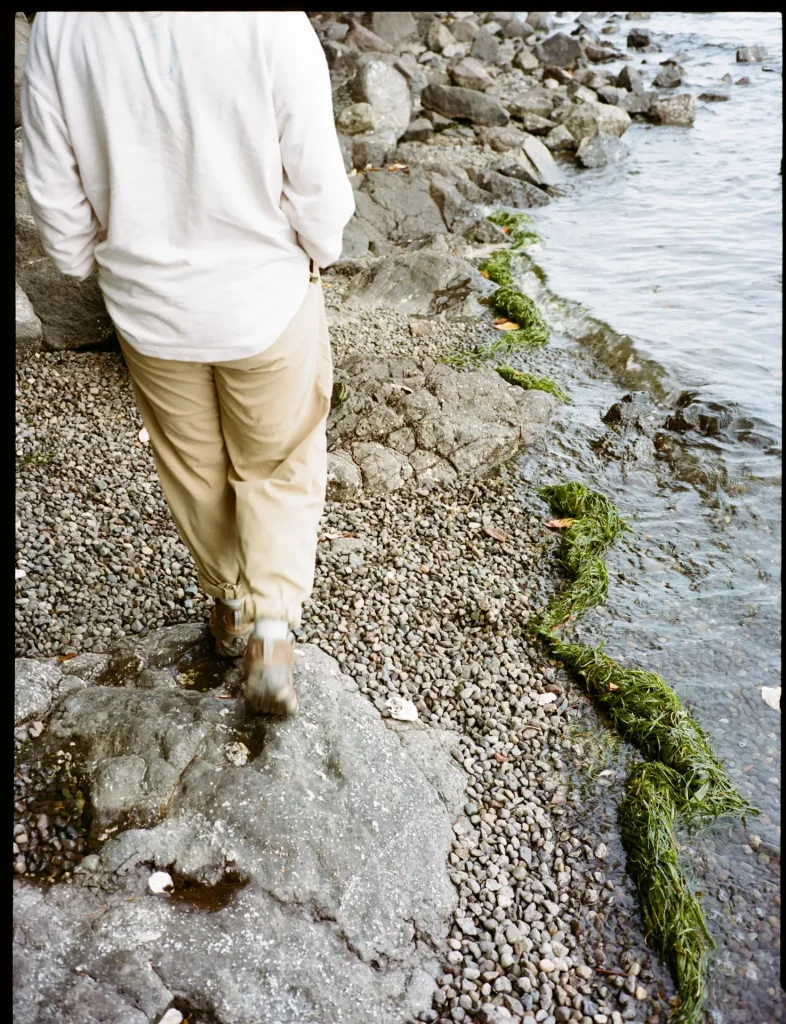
[21, 12, 355, 715]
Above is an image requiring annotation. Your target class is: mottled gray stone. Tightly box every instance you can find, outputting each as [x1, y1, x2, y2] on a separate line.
[534, 32, 583, 69]
[327, 450, 363, 501]
[327, 354, 555, 494]
[648, 93, 697, 126]
[564, 101, 632, 140]
[350, 58, 412, 141]
[14, 640, 464, 1024]
[448, 55, 493, 92]
[576, 132, 630, 168]
[370, 11, 418, 47]
[14, 659, 87, 726]
[15, 281, 42, 358]
[15, 131, 114, 351]
[421, 84, 510, 127]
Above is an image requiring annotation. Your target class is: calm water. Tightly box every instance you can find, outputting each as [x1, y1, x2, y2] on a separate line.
[508, 10, 781, 1022]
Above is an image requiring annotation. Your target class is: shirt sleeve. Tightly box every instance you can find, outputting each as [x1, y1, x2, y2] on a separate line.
[269, 13, 355, 269]
[20, 14, 100, 282]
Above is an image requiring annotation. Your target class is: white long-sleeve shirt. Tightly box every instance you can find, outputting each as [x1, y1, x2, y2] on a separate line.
[21, 11, 355, 362]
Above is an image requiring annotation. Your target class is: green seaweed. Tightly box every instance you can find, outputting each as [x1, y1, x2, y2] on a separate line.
[496, 365, 570, 403]
[529, 481, 755, 1023]
[619, 762, 711, 1024]
[487, 209, 540, 250]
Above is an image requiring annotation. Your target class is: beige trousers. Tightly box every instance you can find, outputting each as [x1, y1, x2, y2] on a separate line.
[118, 275, 332, 628]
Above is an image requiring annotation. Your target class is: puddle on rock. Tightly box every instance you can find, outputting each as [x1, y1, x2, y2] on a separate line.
[163, 870, 249, 912]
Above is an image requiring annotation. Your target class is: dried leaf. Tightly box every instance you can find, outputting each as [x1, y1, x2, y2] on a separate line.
[482, 523, 509, 543]
[608, 682, 619, 691]
[545, 518, 575, 529]
[481, 270, 491, 279]
[138, 426, 150, 445]
[492, 317, 507, 324]
[493, 321, 520, 332]
[387, 162, 409, 171]
[58, 653, 77, 662]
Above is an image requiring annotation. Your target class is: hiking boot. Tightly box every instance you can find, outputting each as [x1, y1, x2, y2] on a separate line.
[243, 636, 298, 716]
[209, 602, 253, 658]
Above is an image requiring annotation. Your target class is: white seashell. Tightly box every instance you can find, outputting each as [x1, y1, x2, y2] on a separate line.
[148, 871, 173, 894]
[537, 692, 557, 706]
[386, 695, 419, 721]
[138, 426, 150, 444]
[761, 687, 780, 711]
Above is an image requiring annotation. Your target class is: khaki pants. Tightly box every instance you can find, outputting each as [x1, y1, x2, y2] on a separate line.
[118, 275, 332, 628]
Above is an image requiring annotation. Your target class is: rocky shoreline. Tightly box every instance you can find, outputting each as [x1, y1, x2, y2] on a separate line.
[14, 11, 777, 1024]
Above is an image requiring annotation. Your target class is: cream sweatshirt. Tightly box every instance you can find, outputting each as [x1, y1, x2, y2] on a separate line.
[21, 11, 355, 362]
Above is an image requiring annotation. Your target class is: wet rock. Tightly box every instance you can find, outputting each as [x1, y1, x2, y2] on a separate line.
[15, 281, 42, 359]
[15, 13, 30, 128]
[421, 84, 510, 127]
[698, 91, 730, 103]
[653, 65, 683, 89]
[470, 30, 501, 65]
[576, 132, 630, 169]
[13, 641, 463, 1024]
[327, 451, 362, 501]
[565, 102, 632, 141]
[336, 102, 376, 135]
[15, 131, 115, 352]
[350, 58, 412, 141]
[327, 354, 555, 492]
[534, 32, 584, 70]
[619, 90, 654, 115]
[597, 86, 628, 106]
[584, 43, 623, 63]
[602, 393, 652, 432]
[471, 169, 550, 208]
[544, 124, 578, 153]
[627, 28, 651, 49]
[369, 11, 418, 47]
[736, 45, 767, 63]
[648, 93, 697, 126]
[499, 135, 560, 187]
[615, 66, 645, 93]
[448, 56, 494, 92]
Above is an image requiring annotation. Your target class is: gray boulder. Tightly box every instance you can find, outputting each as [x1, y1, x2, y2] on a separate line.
[15, 281, 42, 359]
[327, 450, 363, 501]
[479, 124, 530, 153]
[401, 117, 434, 142]
[471, 169, 550, 208]
[544, 124, 578, 153]
[15, 131, 115, 351]
[15, 13, 29, 128]
[336, 101, 376, 135]
[576, 132, 630, 169]
[521, 134, 561, 186]
[597, 85, 628, 105]
[627, 28, 652, 49]
[648, 93, 697, 126]
[526, 12, 553, 34]
[534, 32, 584, 69]
[565, 101, 632, 140]
[427, 20, 456, 54]
[451, 18, 480, 44]
[13, 639, 465, 1024]
[615, 65, 645, 93]
[509, 88, 556, 120]
[342, 252, 492, 319]
[14, 658, 88, 726]
[653, 64, 683, 88]
[351, 58, 412, 141]
[352, 169, 447, 246]
[736, 45, 767, 63]
[328, 354, 555, 493]
[619, 90, 654, 115]
[345, 20, 395, 54]
[470, 29, 501, 64]
[504, 14, 535, 40]
[421, 83, 510, 127]
[518, 112, 557, 136]
[448, 55, 493, 92]
[514, 46, 540, 72]
[370, 11, 418, 47]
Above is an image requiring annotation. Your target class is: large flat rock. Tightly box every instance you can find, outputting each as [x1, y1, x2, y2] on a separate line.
[328, 353, 556, 494]
[13, 636, 465, 1024]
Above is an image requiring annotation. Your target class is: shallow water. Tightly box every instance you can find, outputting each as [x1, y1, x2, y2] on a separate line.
[507, 10, 781, 1022]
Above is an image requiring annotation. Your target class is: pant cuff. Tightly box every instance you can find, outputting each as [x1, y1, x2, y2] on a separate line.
[199, 576, 247, 603]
